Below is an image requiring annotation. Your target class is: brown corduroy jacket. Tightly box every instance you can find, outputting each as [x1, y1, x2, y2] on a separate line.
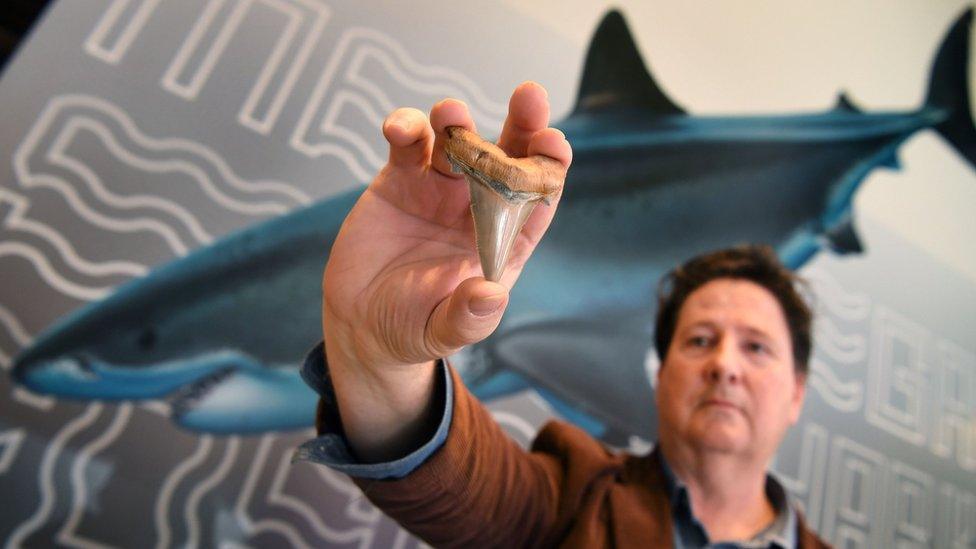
[336, 365, 832, 548]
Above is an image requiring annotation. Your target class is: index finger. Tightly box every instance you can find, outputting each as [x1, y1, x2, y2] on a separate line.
[497, 81, 551, 158]
[430, 98, 477, 178]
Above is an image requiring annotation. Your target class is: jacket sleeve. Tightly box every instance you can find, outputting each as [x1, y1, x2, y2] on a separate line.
[347, 363, 621, 548]
[292, 342, 454, 479]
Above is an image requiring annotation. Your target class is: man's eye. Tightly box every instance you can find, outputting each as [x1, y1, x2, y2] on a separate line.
[745, 341, 768, 354]
[689, 336, 710, 347]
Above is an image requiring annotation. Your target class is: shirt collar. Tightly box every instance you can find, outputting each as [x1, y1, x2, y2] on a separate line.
[656, 447, 797, 549]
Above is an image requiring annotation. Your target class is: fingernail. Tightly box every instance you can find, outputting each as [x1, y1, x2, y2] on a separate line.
[470, 293, 506, 316]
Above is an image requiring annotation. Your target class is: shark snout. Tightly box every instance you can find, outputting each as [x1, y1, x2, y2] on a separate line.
[11, 351, 97, 396]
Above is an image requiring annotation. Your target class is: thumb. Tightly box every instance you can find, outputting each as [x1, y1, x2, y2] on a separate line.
[425, 277, 509, 357]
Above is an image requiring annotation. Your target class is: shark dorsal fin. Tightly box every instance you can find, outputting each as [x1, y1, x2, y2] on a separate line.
[834, 92, 861, 113]
[572, 10, 685, 115]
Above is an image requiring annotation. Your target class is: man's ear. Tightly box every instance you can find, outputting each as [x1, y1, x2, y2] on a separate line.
[789, 371, 807, 424]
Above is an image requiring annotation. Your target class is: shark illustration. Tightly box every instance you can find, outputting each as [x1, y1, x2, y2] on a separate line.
[11, 10, 976, 443]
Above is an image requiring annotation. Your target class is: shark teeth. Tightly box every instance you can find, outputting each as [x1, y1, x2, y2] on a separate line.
[444, 126, 564, 282]
[466, 178, 538, 282]
[169, 366, 236, 417]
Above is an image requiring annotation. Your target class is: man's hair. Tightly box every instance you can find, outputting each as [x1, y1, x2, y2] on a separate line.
[653, 245, 813, 375]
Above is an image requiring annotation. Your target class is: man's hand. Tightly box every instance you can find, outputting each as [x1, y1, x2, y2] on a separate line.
[322, 82, 571, 461]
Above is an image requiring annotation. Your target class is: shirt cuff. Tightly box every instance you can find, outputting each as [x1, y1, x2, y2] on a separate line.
[291, 342, 454, 480]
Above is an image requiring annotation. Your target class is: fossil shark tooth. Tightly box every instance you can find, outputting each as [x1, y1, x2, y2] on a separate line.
[444, 126, 566, 282]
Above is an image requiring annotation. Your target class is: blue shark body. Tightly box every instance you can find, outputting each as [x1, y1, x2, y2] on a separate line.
[12, 10, 976, 440]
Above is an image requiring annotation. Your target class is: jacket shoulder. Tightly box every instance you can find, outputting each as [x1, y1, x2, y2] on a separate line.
[796, 509, 835, 549]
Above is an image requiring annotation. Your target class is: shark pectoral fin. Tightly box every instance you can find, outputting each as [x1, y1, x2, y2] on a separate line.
[534, 387, 607, 439]
[484, 315, 658, 443]
[172, 366, 317, 434]
[572, 10, 685, 115]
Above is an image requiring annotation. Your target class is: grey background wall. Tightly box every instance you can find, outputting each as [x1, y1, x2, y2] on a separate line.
[1, 1, 974, 547]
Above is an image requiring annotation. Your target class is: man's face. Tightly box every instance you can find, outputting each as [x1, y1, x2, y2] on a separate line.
[656, 278, 806, 462]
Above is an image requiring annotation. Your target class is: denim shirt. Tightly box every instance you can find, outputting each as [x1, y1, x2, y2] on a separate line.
[293, 343, 798, 548]
[291, 342, 453, 479]
[658, 451, 797, 548]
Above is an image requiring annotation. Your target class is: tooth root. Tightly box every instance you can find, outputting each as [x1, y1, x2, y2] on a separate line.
[467, 179, 537, 282]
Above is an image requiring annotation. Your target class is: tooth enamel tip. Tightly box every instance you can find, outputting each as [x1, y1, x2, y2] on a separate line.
[467, 179, 537, 281]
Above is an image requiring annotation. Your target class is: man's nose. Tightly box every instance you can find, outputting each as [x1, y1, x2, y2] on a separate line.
[706, 337, 742, 384]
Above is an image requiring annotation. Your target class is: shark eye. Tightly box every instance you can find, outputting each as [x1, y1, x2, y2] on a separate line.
[137, 328, 157, 351]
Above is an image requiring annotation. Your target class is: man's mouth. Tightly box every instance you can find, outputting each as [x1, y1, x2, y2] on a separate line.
[700, 397, 740, 411]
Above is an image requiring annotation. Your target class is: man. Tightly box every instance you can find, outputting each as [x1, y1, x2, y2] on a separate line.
[293, 82, 832, 548]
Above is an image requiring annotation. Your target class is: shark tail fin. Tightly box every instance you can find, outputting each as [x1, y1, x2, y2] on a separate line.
[925, 8, 976, 167]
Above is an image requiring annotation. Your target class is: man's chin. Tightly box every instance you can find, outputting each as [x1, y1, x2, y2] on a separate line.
[690, 425, 748, 454]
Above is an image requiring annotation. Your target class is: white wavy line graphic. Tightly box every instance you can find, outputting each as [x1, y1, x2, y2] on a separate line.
[0, 429, 26, 475]
[0, 242, 112, 301]
[237, 435, 316, 549]
[63, 116, 296, 217]
[52, 96, 309, 204]
[772, 422, 828, 529]
[13, 387, 55, 411]
[392, 529, 429, 549]
[309, 461, 380, 525]
[84, 0, 162, 65]
[815, 315, 867, 364]
[6, 403, 103, 549]
[242, 0, 303, 117]
[803, 266, 871, 321]
[162, 0, 251, 100]
[0, 188, 147, 278]
[16, 102, 191, 256]
[865, 306, 928, 447]
[238, 0, 329, 135]
[16, 173, 191, 255]
[347, 43, 505, 126]
[154, 435, 212, 549]
[237, 434, 374, 549]
[809, 358, 864, 413]
[14, 95, 308, 256]
[319, 91, 387, 170]
[57, 404, 133, 549]
[343, 29, 505, 119]
[185, 436, 240, 549]
[50, 128, 214, 247]
[0, 302, 32, 347]
[291, 26, 506, 181]
[162, 0, 329, 136]
[268, 434, 381, 528]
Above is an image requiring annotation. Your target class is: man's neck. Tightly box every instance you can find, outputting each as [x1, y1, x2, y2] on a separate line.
[660, 442, 775, 542]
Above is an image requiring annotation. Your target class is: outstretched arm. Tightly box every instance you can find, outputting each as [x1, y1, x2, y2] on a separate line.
[321, 82, 572, 462]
